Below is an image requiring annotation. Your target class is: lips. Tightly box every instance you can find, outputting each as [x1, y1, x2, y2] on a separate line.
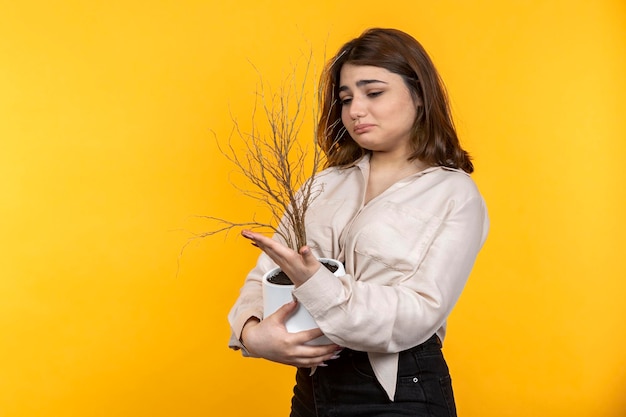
[353, 124, 375, 134]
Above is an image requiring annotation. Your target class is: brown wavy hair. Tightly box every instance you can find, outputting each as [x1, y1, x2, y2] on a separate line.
[317, 28, 473, 173]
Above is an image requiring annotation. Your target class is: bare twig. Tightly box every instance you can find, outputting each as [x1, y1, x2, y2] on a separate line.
[198, 51, 325, 251]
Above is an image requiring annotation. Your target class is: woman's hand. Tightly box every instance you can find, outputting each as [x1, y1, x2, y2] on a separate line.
[240, 301, 341, 368]
[241, 230, 320, 287]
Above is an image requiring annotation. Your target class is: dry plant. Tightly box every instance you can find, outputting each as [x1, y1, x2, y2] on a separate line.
[190, 52, 330, 252]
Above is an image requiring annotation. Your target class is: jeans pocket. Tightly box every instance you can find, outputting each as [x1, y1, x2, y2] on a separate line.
[395, 375, 427, 403]
[349, 352, 378, 380]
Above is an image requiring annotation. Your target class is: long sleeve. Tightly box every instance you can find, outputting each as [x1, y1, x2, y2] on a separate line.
[293, 193, 489, 353]
[227, 251, 276, 353]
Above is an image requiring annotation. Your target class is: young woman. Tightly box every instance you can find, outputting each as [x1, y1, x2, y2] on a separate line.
[228, 28, 489, 417]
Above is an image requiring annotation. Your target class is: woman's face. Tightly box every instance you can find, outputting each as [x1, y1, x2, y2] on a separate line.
[338, 64, 419, 158]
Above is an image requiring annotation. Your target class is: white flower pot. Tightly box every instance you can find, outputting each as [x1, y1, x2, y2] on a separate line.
[262, 258, 345, 345]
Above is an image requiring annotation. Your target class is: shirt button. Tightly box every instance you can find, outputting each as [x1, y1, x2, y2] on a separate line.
[413, 377, 418, 383]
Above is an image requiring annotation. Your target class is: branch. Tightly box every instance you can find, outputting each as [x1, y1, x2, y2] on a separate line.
[190, 48, 326, 253]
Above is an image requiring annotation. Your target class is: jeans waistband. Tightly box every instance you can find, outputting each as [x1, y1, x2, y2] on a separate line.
[403, 333, 442, 353]
[346, 333, 442, 362]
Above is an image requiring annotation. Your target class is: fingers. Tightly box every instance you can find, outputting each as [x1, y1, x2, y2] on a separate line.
[299, 246, 320, 268]
[289, 343, 343, 368]
[241, 230, 276, 252]
[272, 306, 340, 351]
[272, 316, 341, 367]
[288, 329, 342, 367]
[248, 314, 343, 368]
[271, 300, 298, 323]
[293, 326, 325, 341]
[241, 231, 320, 285]
[242, 230, 307, 264]
[242, 230, 293, 264]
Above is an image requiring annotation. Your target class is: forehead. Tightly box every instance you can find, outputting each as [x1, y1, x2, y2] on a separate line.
[338, 64, 399, 85]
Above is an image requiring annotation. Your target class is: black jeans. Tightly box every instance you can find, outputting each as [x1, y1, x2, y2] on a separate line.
[290, 334, 457, 417]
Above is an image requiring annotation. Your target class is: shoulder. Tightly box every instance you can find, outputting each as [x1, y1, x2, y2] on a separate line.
[422, 167, 483, 201]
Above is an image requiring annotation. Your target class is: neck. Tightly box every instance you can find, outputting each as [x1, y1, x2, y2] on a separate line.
[369, 151, 427, 174]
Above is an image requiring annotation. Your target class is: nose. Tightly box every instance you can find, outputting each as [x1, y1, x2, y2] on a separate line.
[348, 96, 366, 121]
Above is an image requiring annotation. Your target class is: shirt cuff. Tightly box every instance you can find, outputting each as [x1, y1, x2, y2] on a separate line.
[292, 265, 344, 317]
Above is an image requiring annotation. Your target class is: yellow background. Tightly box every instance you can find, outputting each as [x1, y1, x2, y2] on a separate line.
[1, 1, 625, 416]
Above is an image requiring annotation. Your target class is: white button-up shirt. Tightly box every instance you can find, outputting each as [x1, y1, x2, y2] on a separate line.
[228, 154, 489, 400]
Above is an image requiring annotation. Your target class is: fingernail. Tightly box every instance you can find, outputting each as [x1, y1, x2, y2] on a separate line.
[318, 362, 328, 367]
[330, 354, 340, 360]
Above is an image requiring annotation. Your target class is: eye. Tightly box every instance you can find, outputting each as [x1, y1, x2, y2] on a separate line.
[367, 91, 383, 98]
[340, 97, 352, 105]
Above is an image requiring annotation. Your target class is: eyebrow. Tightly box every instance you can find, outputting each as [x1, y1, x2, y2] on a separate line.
[339, 79, 388, 92]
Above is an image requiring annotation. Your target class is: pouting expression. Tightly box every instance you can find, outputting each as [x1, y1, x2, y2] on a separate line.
[339, 64, 419, 158]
